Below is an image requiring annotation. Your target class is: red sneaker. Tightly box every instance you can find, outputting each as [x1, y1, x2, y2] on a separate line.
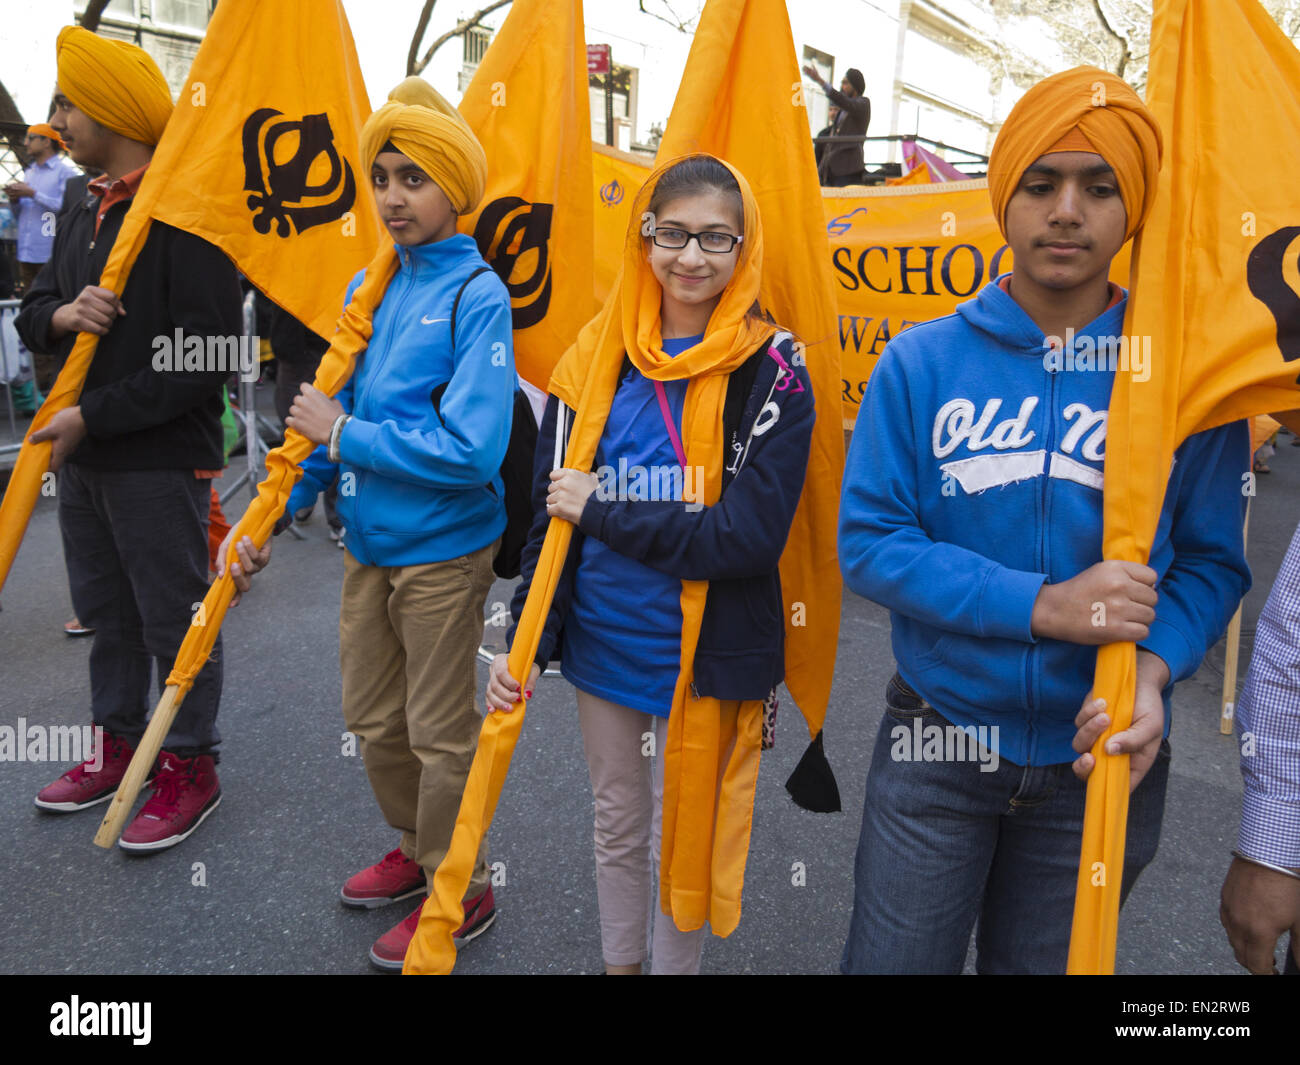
[34, 731, 149, 812]
[367, 886, 497, 971]
[340, 847, 426, 909]
[118, 752, 221, 853]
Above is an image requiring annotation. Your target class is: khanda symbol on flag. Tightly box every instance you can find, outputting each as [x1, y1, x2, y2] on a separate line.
[1247, 227, 1300, 369]
[240, 108, 358, 237]
[471, 196, 555, 329]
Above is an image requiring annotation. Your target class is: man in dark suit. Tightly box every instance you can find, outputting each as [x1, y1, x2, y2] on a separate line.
[804, 65, 870, 187]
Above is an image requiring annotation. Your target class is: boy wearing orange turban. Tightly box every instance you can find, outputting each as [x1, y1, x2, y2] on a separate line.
[838, 67, 1251, 972]
[19, 27, 241, 852]
[221, 77, 514, 969]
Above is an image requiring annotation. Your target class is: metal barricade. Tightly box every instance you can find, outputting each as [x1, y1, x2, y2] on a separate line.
[1, 298, 26, 451]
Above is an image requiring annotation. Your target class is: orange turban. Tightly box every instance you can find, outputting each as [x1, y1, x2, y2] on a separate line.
[359, 76, 487, 216]
[27, 123, 65, 150]
[987, 66, 1162, 244]
[56, 25, 173, 147]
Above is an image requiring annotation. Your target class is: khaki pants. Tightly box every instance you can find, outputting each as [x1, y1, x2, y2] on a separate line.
[339, 543, 495, 897]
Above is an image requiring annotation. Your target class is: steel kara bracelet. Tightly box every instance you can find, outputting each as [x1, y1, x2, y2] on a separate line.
[1231, 849, 1300, 881]
[327, 414, 352, 463]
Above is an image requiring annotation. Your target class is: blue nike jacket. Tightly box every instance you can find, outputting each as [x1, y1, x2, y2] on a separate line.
[288, 234, 515, 565]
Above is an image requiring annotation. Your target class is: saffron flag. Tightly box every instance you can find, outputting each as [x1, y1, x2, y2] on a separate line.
[654, 0, 844, 737]
[455, 0, 594, 391]
[403, 0, 591, 975]
[591, 143, 644, 303]
[1069, 0, 1300, 973]
[147, 1, 380, 338]
[0, 0, 379, 595]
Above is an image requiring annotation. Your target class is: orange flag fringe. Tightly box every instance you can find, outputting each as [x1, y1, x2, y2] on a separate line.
[1069, 0, 1300, 973]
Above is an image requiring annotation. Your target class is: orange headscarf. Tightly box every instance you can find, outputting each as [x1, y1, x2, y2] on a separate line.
[548, 152, 774, 934]
[987, 66, 1162, 244]
[27, 123, 65, 150]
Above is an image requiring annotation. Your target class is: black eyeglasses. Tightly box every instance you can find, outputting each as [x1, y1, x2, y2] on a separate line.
[651, 227, 743, 254]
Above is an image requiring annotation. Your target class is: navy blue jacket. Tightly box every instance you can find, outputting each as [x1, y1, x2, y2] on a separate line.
[509, 332, 815, 700]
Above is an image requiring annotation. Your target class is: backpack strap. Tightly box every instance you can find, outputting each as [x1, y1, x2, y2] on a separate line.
[722, 343, 768, 444]
[723, 332, 794, 476]
[432, 266, 497, 416]
[450, 265, 495, 354]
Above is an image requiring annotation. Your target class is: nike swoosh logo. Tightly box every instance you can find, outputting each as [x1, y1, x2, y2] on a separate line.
[421, 315, 449, 325]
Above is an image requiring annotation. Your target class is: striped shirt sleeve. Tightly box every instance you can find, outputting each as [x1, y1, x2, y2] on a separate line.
[1236, 521, 1300, 867]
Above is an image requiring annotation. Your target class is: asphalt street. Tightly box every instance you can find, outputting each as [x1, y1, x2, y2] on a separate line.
[0, 392, 1294, 976]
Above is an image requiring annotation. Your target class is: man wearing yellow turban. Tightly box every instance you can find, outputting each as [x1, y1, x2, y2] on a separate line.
[838, 67, 1251, 972]
[18, 27, 242, 851]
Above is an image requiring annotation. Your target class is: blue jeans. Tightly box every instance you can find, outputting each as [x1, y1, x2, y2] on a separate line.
[841, 675, 1170, 974]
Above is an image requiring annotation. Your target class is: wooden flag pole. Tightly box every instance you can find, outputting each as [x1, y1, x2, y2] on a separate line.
[1219, 500, 1251, 735]
[93, 684, 186, 848]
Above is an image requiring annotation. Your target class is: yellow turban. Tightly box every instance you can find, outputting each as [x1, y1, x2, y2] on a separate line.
[359, 77, 487, 216]
[55, 25, 173, 147]
[987, 66, 1162, 244]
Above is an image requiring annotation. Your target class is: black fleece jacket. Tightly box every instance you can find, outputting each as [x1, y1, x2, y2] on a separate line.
[16, 181, 242, 471]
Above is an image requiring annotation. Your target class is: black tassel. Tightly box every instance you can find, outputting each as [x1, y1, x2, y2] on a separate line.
[784, 729, 840, 812]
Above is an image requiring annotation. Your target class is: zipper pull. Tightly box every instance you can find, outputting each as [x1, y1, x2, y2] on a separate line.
[690, 681, 700, 700]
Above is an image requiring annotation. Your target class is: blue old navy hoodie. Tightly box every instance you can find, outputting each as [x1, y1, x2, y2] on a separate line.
[288, 234, 515, 565]
[839, 278, 1251, 766]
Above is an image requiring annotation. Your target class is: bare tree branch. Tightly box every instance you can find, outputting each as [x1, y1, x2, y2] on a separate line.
[411, 0, 512, 77]
[80, 0, 112, 33]
[637, 1, 701, 33]
[1090, 0, 1131, 77]
[408, 0, 438, 77]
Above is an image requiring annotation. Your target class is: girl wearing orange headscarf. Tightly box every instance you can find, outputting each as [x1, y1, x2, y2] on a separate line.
[486, 154, 815, 974]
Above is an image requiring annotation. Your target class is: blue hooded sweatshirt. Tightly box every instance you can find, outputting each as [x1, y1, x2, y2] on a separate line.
[288, 234, 515, 565]
[839, 278, 1251, 766]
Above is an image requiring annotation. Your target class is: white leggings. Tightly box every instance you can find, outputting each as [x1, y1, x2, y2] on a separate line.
[575, 690, 708, 974]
